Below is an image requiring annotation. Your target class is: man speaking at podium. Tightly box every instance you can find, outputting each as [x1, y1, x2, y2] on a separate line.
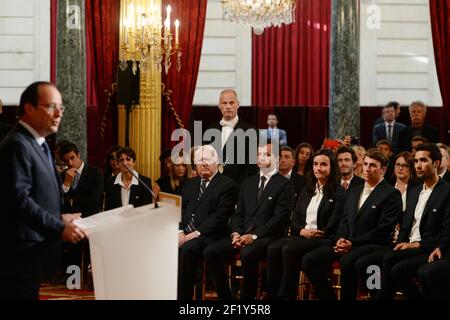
[0, 82, 86, 300]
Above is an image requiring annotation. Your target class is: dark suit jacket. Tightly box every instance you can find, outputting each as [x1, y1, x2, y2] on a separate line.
[335, 179, 402, 246]
[206, 118, 258, 189]
[398, 123, 440, 152]
[0, 121, 11, 143]
[348, 175, 365, 191]
[231, 173, 295, 238]
[104, 174, 153, 210]
[372, 121, 406, 152]
[397, 179, 450, 250]
[291, 186, 347, 239]
[61, 165, 104, 217]
[0, 124, 65, 253]
[180, 173, 235, 239]
[290, 172, 305, 199]
[441, 171, 450, 184]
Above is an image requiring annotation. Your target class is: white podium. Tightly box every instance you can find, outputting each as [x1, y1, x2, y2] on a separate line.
[74, 202, 180, 300]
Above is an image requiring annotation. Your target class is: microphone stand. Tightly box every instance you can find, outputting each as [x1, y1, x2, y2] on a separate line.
[115, 158, 159, 209]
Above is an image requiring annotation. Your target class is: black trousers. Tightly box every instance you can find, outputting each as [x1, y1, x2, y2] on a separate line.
[376, 248, 429, 300]
[302, 244, 386, 300]
[178, 236, 214, 300]
[266, 236, 329, 299]
[352, 246, 390, 299]
[0, 242, 60, 300]
[204, 236, 275, 300]
[418, 258, 450, 300]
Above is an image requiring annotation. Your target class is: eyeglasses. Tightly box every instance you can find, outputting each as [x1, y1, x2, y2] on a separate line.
[37, 103, 65, 113]
[395, 163, 410, 169]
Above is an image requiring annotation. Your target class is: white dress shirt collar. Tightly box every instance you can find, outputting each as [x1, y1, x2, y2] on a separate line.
[19, 120, 46, 146]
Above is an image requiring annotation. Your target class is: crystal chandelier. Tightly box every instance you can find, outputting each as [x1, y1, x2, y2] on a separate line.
[119, 2, 181, 75]
[220, 0, 296, 33]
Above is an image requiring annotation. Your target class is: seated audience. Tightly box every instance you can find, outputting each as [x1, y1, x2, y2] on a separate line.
[104, 147, 152, 210]
[352, 145, 366, 179]
[294, 143, 314, 176]
[154, 151, 192, 197]
[277, 146, 305, 199]
[103, 145, 122, 183]
[436, 143, 450, 183]
[266, 149, 346, 299]
[204, 144, 295, 300]
[376, 140, 395, 181]
[336, 146, 364, 191]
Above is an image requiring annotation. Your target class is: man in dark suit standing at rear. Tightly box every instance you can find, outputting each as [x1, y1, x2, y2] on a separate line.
[398, 101, 440, 152]
[204, 143, 295, 300]
[205, 90, 258, 194]
[372, 103, 406, 153]
[0, 82, 86, 300]
[178, 145, 236, 300]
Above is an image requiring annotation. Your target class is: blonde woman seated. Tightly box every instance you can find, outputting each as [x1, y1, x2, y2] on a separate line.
[154, 151, 193, 198]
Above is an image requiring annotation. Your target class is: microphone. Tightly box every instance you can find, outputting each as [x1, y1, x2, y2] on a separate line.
[113, 157, 159, 209]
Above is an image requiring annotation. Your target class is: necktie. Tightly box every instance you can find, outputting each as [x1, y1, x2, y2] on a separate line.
[197, 178, 208, 201]
[257, 176, 267, 200]
[342, 181, 349, 190]
[72, 172, 80, 190]
[186, 179, 208, 233]
[387, 124, 393, 143]
[41, 141, 53, 168]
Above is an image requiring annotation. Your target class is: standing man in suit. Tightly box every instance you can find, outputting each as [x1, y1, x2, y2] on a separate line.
[277, 146, 305, 199]
[0, 82, 86, 300]
[336, 146, 364, 191]
[260, 113, 287, 147]
[59, 142, 103, 217]
[398, 101, 440, 152]
[437, 143, 450, 183]
[302, 149, 402, 300]
[204, 144, 295, 300]
[205, 89, 258, 193]
[373, 101, 401, 127]
[178, 145, 236, 300]
[104, 147, 152, 210]
[372, 103, 406, 153]
[375, 143, 450, 299]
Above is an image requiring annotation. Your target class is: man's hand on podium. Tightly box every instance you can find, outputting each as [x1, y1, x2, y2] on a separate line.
[61, 213, 87, 244]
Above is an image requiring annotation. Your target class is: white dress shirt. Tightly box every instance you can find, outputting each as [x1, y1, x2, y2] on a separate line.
[305, 184, 324, 230]
[114, 170, 139, 206]
[409, 181, 437, 243]
[220, 115, 239, 150]
[358, 180, 383, 210]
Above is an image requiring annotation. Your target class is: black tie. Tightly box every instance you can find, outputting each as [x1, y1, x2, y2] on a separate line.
[186, 179, 208, 233]
[258, 176, 267, 200]
[41, 141, 53, 168]
[387, 124, 393, 143]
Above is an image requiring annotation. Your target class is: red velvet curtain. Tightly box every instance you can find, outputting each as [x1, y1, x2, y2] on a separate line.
[429, 0, 450, 141]
[85, 0, 121, 168]
[161, 0, 208, 152]
[252, 0, 331, 107]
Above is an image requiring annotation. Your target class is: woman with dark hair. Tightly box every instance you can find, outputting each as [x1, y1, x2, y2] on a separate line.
[153, 151, 193, 197]
[104, 147, 152, 210]
[266, 149, 346, 299]
[294, 142, 314, 176]
[103, 145, 122, 183]
[390, 151, 418, 212]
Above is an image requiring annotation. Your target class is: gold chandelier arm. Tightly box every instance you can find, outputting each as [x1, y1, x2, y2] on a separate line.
[161, 83, 184, 129]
